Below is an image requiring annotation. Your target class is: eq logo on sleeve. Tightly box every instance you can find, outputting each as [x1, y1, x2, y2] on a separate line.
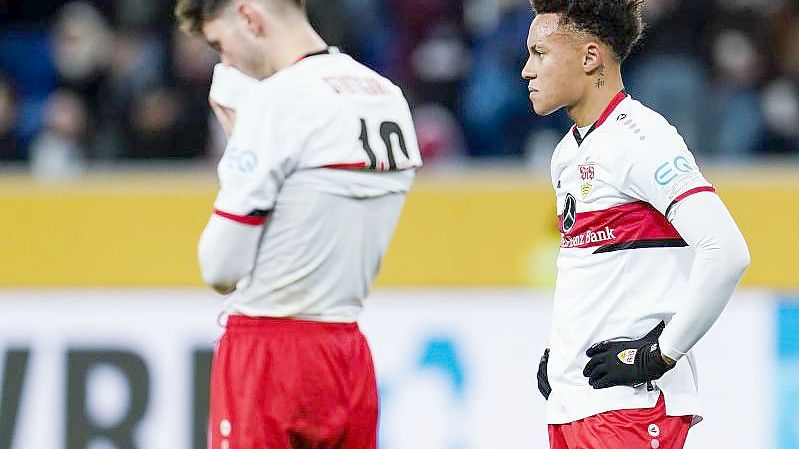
[654, 156, 695, 186]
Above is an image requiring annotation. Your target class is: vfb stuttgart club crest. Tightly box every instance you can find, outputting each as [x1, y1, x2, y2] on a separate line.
[579, 163, 595, 198]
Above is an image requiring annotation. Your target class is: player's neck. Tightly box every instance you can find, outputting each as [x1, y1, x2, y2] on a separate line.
[567, 70, 625, 128]
[270, 21, 328, 74]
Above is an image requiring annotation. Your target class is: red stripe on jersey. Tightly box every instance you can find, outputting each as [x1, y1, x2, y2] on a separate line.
[214, 209, 266, 226]
[323, 162, 368, 170]
[571, 90, 627, 146]
[665, 186, 716, 218]
[559, 201, 682, 250]
[595, 90, 628, 128]
[672, 186, 716, 204]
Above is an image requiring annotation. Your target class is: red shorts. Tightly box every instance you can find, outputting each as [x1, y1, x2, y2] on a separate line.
[208, 315, 378, 449]
[549, 394, 692, 449]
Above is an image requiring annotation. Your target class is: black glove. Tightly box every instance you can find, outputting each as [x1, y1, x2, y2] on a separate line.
[537, 348, 552, 399]
[583, 322, 674, 389]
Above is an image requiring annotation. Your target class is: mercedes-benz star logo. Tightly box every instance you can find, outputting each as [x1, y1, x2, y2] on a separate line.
[562, 193, 577, 232]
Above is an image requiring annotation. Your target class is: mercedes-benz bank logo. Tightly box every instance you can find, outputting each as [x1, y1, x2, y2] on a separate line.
[562, 193, 577, 232]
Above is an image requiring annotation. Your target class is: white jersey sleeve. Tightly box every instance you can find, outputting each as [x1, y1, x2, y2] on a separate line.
[620, 120, 714, 218]
[213, 90, 293, 217]
[209, 63, 261, 110]
[658, 193, 750, 360]
[197, 213, 262, 288]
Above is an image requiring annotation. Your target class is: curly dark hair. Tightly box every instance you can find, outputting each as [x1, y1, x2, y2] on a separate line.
[530, 0, 644, 62]
[175, 0, 305, 35]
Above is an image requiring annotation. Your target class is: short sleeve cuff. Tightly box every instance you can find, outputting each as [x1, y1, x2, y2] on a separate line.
[214, 209, 266, 226]
[665, 186, 716, 218]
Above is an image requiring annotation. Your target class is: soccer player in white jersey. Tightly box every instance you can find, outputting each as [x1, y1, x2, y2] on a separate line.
[521, 1, 750, 448]
[175, 1, 422, 448]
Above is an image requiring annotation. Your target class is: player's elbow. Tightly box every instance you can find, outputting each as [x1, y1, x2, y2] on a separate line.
[199, 261, 235, 289]
[199, 259, 239, 295]
[736, 242, 751, 275]
[727, 233, 751, 278]
[210, 282, 236, 295]
[197, 235, 239, 291]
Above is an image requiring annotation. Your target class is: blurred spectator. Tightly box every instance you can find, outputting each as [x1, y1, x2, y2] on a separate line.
[125, 86, 185, 159]
[706, 28, 764, 161]
[461, 1, 541, 158]
[773, 2, 799, 81]
[0, 74, 20, 160]
[306, 0, 393, 72]
[410, 23, 470, 111]
[93, 29, 168, 158]
[0, 26, 58, 155]
[389, 0, 465, 91]
[168, 31, 217, 159]
[113, 0, 173, 31]
[625, 0, 709, 152]
[29, 89, 87, 181]
[760, 3, 799, 156]
[413, 103, 466, 164]
[761, 79, 799, 155]
[52, 2, 113, 124]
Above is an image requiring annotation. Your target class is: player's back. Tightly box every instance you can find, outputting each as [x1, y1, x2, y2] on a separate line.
[215, 48, 421, 322]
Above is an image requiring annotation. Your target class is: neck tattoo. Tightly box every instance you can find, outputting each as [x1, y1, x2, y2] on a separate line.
[595, 65, 606, 90]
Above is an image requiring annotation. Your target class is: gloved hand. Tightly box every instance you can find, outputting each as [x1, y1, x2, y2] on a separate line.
[583, 322, 675, 389]
[538, 348, 551, 399]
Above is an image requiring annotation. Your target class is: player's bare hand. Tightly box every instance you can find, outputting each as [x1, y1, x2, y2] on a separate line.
[210, 98, 236, 137]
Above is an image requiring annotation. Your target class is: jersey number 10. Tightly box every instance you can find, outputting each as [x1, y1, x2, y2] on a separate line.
[358, 118, 410, 171]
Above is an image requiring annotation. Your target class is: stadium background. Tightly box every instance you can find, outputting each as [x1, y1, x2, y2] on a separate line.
[0, 0, 798, 448]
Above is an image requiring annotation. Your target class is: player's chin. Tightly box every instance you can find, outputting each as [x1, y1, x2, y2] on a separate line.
[531, 100, 558, 117]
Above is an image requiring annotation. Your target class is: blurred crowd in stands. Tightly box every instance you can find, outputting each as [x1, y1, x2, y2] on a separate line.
[1, 0, 798, 176]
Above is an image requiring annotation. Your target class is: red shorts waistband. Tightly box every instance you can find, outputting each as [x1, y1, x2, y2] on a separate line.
[225, 315, 359, 333]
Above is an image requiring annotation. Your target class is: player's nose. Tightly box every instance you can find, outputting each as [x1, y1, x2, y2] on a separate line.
[521, 58, 536, 81]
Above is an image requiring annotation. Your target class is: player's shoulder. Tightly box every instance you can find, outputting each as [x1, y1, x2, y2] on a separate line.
[234, 59, 334, 122]
[267, 51, 402, 100]
[606, 96, 691, 159]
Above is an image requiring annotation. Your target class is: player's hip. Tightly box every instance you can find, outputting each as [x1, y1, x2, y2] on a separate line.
[212, 314, 377, 408]
[209, 315, 378, 449]
[548, 393, 693, 449]
[224, 294, 364, 323]
[221, 314, 367, 344]
[545, 359, 701, 425]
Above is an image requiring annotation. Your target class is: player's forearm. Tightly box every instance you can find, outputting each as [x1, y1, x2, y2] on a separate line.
[197, 213, 263, 293]
[658, 193, 750, 360]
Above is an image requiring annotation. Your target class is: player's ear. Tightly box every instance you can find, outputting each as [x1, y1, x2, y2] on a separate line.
[582, 41, 603, 74]
[237, 1, 267, 38]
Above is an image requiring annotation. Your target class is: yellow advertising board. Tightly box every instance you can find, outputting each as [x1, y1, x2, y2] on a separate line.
[0, 168, 794, 288]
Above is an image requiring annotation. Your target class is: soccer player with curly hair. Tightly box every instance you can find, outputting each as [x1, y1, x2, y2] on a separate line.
[523, 1, 750, 448]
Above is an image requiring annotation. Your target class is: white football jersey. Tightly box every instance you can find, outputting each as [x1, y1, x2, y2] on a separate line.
[546, 91, 715, 424]
[213, 48, 421, 322]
